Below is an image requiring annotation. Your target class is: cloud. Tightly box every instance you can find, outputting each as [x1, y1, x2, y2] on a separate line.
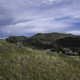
[0, 0, 80, 38]
[0, 17, 71, 36]
[66, 30, 80, 35]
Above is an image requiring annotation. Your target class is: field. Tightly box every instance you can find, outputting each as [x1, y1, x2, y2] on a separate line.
[0, 40, 80, 80]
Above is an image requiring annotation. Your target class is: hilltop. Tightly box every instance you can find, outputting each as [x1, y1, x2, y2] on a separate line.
[14, 36, 28, 42]
[22, 32, 79, 49]
[5, 32, 80, 49]
[29, 32, 76, 42]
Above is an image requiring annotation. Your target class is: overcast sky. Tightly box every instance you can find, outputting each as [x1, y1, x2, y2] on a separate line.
[0, 0, 80, 38]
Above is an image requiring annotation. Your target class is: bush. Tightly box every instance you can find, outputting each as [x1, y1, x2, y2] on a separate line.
[56, 47, 65, 53]
[6, 35, 17, 44]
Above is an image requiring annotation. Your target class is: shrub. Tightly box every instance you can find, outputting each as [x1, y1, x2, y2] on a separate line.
[6, 35, 17, 44]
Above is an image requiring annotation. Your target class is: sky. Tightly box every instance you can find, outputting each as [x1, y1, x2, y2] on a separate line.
[0, 0, 80, 38]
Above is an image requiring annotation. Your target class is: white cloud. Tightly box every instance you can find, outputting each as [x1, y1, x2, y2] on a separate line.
[1, 17, 71, 35]
[66, 30, 80, 35]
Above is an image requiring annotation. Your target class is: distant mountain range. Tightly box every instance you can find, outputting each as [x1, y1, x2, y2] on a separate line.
[5, 32, 80, 48]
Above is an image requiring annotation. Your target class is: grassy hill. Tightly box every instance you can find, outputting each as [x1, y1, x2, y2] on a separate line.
[23, 32, 78, 49]
[29, 32, 76, 42]
[15, 36, 28, 42]
[0, 40, 80, 80]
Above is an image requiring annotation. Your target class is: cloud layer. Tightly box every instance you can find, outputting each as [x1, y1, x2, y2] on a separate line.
[0, 0, 80, 38]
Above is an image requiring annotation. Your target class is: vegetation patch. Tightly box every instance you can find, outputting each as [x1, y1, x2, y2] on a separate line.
[0, 40, 80, 80]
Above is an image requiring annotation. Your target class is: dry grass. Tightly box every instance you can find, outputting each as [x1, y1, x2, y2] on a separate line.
[0, 40, 80, 80]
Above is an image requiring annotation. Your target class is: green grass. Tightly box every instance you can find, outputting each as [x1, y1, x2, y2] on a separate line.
[0, 40, 80, 80]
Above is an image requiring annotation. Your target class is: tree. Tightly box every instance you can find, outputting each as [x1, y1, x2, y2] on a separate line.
[6, 35, 17, 44]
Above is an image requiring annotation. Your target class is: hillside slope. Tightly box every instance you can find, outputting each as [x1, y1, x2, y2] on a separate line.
[15, 36, 28, 42]
[0, 40, 80, 80]
[23, 32, 77, 49]
[29, 32, 76, 42]
[55, 36, 80, 47]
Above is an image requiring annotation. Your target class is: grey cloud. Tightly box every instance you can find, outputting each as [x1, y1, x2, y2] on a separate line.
[0, 0, 80, 38]
[0, 19, 13, 26]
